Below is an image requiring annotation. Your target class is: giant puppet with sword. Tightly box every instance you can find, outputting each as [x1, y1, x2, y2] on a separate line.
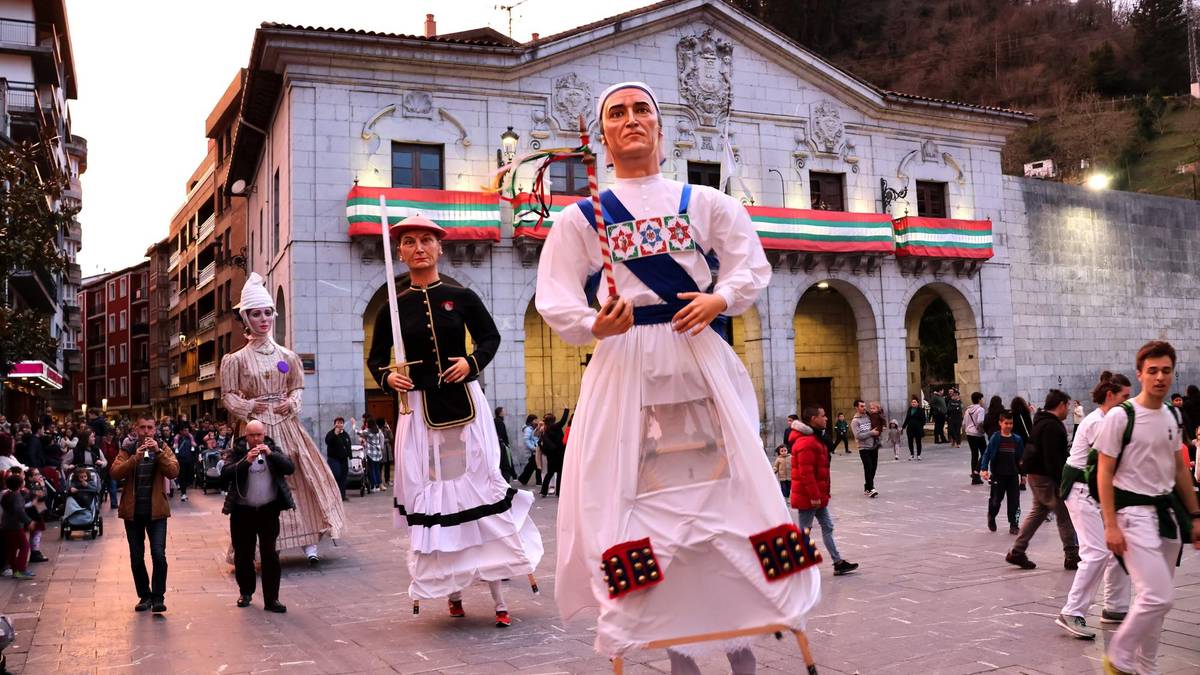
[526, 83, 823, 674]
[366, 201, 543, 629]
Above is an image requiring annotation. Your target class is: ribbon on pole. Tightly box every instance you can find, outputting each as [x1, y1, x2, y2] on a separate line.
[578, 115, 618, 298]
[378, 195, 415, 416]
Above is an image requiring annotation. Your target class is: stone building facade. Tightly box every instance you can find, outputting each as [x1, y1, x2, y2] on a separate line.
[223, 0, 1199, 457]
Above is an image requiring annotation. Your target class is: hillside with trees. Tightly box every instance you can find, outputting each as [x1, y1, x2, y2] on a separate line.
[731, 0, 1200, 196]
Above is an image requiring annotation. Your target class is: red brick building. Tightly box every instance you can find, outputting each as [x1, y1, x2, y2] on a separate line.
[77, 262, 151, 414]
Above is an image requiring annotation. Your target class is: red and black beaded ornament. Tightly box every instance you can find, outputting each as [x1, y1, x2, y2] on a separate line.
[749, 524, 822, 582]
[600, 538, 664, 600]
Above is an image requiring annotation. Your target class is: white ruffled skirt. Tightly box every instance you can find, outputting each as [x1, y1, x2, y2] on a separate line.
[554, 322, 821, 657]
[392, 381, 543, 600]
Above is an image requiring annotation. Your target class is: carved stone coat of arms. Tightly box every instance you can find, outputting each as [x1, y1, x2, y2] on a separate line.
[552, 73, 593, 131]
[677, 28, 733, 127]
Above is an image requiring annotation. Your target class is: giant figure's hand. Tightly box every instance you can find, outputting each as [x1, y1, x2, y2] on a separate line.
[672, 292, 727, 336]
[591, 296, 633, 339]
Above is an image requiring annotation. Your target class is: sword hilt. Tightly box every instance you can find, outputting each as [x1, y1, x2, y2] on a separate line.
[379, 361, 423, 416]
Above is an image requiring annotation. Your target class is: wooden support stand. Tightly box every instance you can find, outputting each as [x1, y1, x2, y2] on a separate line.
[610, 624, 816, 675]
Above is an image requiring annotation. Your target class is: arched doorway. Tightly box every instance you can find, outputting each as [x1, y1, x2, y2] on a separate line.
[729, 305, 766, 425]
[360, 273, 471, 429]
[523, 299, 590, 420]
[904, 283, 980, 401]
[793, 281, 880, 423]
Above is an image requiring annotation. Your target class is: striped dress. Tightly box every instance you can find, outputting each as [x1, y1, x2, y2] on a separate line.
[220, 339, 346, 549]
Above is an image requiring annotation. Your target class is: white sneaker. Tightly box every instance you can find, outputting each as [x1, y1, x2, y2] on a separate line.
[180, 494, 188, 502]
[1, 568, 11, 577]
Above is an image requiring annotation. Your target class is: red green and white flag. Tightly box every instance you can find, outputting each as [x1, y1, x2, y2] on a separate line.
[747, 206, 896, 254]
[345, 186, 500, 241]
[893, 216, 993, 259]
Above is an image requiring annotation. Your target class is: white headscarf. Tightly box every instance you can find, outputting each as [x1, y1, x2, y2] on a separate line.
[236, 272, 273, 312]
[595, 81, 665, 168]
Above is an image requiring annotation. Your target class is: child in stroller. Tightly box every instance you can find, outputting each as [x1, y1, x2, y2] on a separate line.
[346, 444, 367, 497]
[61, 466, 103, 539]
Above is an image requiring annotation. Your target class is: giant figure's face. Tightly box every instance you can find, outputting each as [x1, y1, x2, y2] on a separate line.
[398, 231, 441, 273]
[602, 88, 662, 169]
[243, 307, 275, 338]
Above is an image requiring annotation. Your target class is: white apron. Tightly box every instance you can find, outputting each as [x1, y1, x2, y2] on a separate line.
[392, 381, 543, 600]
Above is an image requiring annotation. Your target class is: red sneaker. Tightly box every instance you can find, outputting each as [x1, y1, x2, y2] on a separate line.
[495, 611, 511, 627]
[448, 599, 465, 618]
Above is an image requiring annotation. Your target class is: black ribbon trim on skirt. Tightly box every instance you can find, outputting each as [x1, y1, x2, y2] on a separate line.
[393, 488, 518, 528]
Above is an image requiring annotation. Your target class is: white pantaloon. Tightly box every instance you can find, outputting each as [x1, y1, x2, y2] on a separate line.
[1107, 506, 1182, 675]
[1060, 484, 1130, 617]
[449, 580, 507, 612]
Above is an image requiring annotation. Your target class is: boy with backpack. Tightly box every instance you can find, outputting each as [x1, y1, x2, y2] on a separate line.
[1094, 342, 1200, 675]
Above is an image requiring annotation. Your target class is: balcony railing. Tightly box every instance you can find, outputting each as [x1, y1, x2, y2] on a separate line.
[131, 322, 150, 337]
[0, 19, 36, 48]
[168, 250, 180, 271]
[197, 261, 215, 289]
[197, 311, 216, 333]
[168, 291, 180, 309]
[169, 333, 180, 349]
[198, 362, 217, 381]
[198, 213, 216, 242]
[169, 374, 180, 389]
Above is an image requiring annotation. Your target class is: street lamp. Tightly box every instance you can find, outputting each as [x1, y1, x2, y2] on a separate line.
[81, 403, 87, 416]
[101, 398, 108, 413]
[1085, 172, 1112, 191]
[816, 281, 830, 290]
[497, 126, 520, 167]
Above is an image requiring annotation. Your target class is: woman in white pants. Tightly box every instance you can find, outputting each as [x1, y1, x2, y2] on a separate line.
[1054, 371, 1132, 639]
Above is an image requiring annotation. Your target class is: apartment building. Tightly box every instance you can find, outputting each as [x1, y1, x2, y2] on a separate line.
[0, 0, 85, 417]
[76, 263, 151, 414]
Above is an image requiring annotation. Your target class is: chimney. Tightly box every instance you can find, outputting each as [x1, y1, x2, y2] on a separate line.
[424, 14, 436, 38]
[531, 32, 539, 41]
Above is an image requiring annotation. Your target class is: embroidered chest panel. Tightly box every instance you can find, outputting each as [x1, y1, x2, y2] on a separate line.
[606, 215, 696, 263]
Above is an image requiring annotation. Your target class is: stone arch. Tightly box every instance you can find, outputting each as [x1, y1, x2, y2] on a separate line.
[522, 297, 591, 420]
[902, 281, 981, 403]
[793, 278, 881, 421]
[729, 305, 767, 423]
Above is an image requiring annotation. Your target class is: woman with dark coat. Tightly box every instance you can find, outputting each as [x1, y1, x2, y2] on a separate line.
[1009, 397, 1034, 441]
[900, 396, 927, 460]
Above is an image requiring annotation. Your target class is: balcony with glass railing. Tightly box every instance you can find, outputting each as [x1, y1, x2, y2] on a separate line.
[168, 250, 180, 271]
[169, 373, 180, 389]
[197, 261, 215, 289]
[168, 290, 180, 309]
[198, 362, 217, 381]
[169, 332, 180, 349]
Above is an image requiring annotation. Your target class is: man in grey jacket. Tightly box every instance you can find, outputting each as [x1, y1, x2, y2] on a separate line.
[851, 399, 880, 498]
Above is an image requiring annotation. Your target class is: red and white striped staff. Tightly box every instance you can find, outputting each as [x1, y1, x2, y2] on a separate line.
[578, 114, 617, 298]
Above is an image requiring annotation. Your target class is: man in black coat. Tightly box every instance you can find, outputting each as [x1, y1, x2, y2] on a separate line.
[540, 408, 569, 498]
[1006, 390, 1079, 570]
[324, 417, 352, 501]
[222, 420, 295, 613]
[494, 407, 514, 481]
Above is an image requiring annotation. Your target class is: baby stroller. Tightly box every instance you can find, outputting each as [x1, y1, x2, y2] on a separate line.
[199, 449, 222, 494]
[347, 444, 367, 497]
[61, 467, 103, 540]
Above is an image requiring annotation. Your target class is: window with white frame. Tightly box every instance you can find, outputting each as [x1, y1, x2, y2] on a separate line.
[120, 377, 127, 396]
[108, 347, 115, 365]
[119, 310, 127, 330]
[119, 344, 127, 363]
[108, 314, 115, 332]
[107, 282, 115, 301]
[119, 277, 127, 298]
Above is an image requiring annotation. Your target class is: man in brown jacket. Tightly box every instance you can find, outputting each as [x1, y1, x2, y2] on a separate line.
[110, 412, 179, 613]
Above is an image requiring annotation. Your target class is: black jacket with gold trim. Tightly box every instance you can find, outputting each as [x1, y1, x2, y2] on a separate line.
[367, 280, 501, 428]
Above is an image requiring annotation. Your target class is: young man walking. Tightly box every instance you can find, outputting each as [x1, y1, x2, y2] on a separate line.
[851, 399, 880, 498]
[1096, 342, 1200, 675]
[930, 388, 947, 444]
[791, 407, 859, 577]
[1006, 389, 1079, 570]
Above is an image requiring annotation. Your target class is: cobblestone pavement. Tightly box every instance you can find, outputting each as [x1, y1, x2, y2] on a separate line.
[1, 442, 1197, 674]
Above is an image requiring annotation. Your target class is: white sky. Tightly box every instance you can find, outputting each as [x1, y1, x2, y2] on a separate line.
[70, 0, 653, 275]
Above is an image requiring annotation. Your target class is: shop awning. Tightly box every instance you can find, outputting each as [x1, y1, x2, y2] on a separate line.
[5, 361, 63, 390]
[747, 207, 895, 254]
[345, 186, 501, 242]
[893, 216, 993, 259]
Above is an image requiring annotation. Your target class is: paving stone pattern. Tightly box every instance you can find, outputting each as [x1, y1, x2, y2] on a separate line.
[2, 444, 1197, 674]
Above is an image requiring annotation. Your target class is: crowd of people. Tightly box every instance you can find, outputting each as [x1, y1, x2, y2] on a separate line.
[768, 341, 1200, 675]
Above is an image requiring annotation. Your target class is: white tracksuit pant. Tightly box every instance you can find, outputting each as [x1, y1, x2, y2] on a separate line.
[1060, 484, 1131, 617]
[1107, 505, 1182, 675]
[449, 580, 507, 611]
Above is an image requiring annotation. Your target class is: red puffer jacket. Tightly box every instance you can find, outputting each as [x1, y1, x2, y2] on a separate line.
[790, 429, 831, 510]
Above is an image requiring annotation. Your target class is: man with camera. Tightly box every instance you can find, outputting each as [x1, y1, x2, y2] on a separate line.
[222, 420, 294, 613]
[110, 413, 179, 613]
